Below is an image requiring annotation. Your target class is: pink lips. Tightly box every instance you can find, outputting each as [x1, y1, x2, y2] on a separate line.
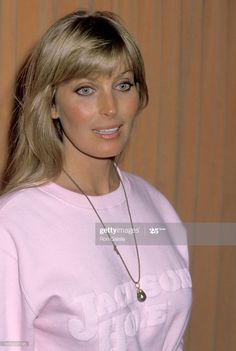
[93, 125, 122, 139]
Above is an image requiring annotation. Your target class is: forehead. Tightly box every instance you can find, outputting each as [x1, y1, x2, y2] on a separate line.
[67, 60, 134, 83]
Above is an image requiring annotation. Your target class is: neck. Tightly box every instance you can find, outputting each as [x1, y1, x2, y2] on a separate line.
[55, 156, 119, 196]
[53, 129, 120, 195]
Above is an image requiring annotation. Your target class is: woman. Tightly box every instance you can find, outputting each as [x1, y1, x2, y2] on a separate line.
[0, 10, 192, 350]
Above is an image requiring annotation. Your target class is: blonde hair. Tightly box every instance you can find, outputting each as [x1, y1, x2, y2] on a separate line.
[1, 10, 148, 195]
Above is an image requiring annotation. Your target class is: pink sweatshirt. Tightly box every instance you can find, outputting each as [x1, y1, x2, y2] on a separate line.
[0, 170, 192, 350]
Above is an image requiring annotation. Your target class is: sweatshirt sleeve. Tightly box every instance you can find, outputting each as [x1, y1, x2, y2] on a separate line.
[0, 227, 35, 350]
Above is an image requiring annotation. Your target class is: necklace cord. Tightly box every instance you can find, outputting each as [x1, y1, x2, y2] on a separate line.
[62, 165, 141, 285]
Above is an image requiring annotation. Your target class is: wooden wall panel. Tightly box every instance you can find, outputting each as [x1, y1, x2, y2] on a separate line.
[0, 1, 235, 350]
[195, 0, 226, 221]
[215, 246, 236, 350]
[55, 0, 87, 18]
[0, 0, 16, 169]
[176, 0, 203, 220]
[223, 0, 236, 222]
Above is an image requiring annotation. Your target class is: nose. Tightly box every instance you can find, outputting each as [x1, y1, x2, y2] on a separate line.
[99, 90, 117, 117]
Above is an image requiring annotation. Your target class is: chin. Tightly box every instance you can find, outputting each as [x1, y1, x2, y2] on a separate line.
[93, 152, 121, 160]
[91, 144, 126, 159]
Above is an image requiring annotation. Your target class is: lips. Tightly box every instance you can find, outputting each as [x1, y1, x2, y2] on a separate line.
[93, 125, 122, 135]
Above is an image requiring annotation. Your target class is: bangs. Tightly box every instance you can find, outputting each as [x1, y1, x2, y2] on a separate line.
[54, 42, 134, 84]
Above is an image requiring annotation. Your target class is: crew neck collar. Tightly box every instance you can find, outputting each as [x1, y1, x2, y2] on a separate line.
[38, 168, 130, 210]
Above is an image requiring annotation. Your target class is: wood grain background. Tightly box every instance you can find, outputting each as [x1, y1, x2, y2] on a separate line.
[0, 1, 235, 349]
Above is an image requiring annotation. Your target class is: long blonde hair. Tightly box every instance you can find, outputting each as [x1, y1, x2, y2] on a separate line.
[1, 10, 148, 195]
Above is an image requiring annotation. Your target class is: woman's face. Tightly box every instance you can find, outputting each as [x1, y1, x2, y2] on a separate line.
[51, 63, 140, 162]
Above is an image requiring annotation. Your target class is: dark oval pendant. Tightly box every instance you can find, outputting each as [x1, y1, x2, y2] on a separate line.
[137, 289, 147, 302]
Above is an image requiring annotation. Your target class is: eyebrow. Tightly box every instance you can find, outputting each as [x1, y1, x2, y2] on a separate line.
[70, 70, 134, 84]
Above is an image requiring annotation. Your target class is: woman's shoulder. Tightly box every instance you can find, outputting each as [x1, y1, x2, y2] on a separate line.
[0, 189, 25, 210]
[121, 170, 158, 192]
[0, 185, 45, 214]
[121, 170, 172, 201]
[120, 169, 181, 222]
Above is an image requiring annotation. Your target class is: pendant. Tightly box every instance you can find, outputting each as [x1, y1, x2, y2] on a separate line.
[136, 283, 147, 302]
[137, 288, 147, 302]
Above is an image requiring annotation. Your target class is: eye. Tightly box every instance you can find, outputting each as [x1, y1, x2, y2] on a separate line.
[75, 86, 95, 96]
[116, 81, 134, 92]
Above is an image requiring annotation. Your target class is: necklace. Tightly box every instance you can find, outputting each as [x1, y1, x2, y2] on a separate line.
[62, 165, 147, 302]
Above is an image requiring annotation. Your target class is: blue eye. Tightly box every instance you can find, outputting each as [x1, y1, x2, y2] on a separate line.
[117, 82, 134, 91]
[76, 87, 94, 96]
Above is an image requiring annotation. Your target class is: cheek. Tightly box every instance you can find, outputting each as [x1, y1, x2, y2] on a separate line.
[59, 102, 93, 125]
[124, 96, 140, 118]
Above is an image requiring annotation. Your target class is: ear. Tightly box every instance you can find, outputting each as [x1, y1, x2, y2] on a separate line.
[51, 105, 58, 120]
